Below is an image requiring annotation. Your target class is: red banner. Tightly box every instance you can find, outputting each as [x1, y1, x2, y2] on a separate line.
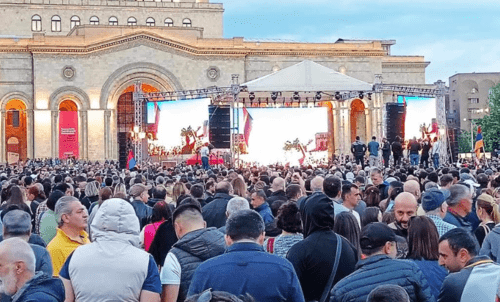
[59, 111, 79, 159]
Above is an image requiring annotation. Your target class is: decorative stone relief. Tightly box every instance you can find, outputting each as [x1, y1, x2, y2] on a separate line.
[62, 66, 76, 81]
[206, 66, 220, 82]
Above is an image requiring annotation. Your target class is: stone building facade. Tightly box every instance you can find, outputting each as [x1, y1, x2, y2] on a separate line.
[0, 0, 431, 163]
[448, 73, 500, 132]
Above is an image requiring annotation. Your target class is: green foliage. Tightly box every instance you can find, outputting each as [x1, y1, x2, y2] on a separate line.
[476, 83, 500, 152]
[458, 129, 472, 153]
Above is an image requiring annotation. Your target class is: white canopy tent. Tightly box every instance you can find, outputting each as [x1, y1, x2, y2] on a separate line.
[242, 60, 373, 92]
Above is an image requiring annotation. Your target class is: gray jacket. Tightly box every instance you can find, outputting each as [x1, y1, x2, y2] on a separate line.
[480, 224, 500, 263]
[170, 227, 226, 302]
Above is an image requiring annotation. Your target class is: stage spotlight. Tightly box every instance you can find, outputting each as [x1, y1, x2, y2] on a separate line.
[315, 91, 322, 101]
[271, 92, 278, 101]
[306, 97, 309, 105]
[293, 91, 300, 101]
[359, 92, 364, 99]
[249, 92, 256, 101]
[258, 98, 261, 106]
[266, 98, 269, 105]
[335, 92, 342, 101]
[367, 93, 372, 101]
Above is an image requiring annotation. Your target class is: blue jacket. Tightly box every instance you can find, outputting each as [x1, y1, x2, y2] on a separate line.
[411, 259, 447, 300]
[480, 224, 500, 262]
[11, 272, 65, 302]
[330, 255, 435, 302]
[368, 141, 379, 156]
[188, 242, 305, 302]
[255, 202, 274, 224]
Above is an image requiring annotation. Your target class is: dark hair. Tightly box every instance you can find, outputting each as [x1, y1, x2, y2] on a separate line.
[440, 174, 454, 187]
[323, 175, 342, 198]
[367, 284, 410, 302]
[225, 209, 264, 241]
[341, 183, 359, 201]
[449, 170, 460, 180]
[253, 189, 267, 200]
[270, 200, 286, 217]
[389, 186, 403, 202]
[362, 207, 381, 228]
[382, 211, 395, 224]
[0, 204, 31, 222]
[53, 183, 69, 194]
[178, 197, 202, 210]
[172, 203, 203, 224]
[104, 177, 113, 187]
[439, 228, 479, 257]
[334, 212, 361, 257]
[54, 174, 63, 183]
[46, 190, 66, 211]
[276, 202, 302, 233]
[427, 172, 438, 183]
[151, 201, 172, 223]
[190, 184, 204, 199]
[6, 186, 25, 205]
[364, 186, 380, 207]
[407, 216, 439, 260]
[185, 291, 256, 302]
[285, 184, 302, 200]
[152, 186, 167, 199]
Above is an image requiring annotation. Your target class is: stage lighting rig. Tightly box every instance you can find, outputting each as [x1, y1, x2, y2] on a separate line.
[335, 92, 342, 101]
[293, 91, 300, 101]
[271, 91, 278, 101]
[359, 92, 364, 99]
[367, 93, 372, 101]
[249, 92, 256, 101]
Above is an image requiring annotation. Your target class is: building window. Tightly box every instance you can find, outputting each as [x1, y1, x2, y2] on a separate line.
[70, 16, 80, 29]
[164, 18, 173, 27]
[109, 16, 118, 26]
[127, 17, 137, 26]
[31, 15, 42, 32]
[469, 98, 479, 104]
[90, 16, 99, 25]
[7, 111, 20, 128]
[182, 18, 192, 27]
[51, 15, 61, 32]
[146, 17, 155, 27]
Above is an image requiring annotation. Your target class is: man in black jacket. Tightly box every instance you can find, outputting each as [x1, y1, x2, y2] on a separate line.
[351, 136, 367, 169]
[391, 136, 403, 167]
[381, 138, 391, 168]
[438, 228, 500, 302]
[287, 190, 358, 302]
[201, 181, 233, 228]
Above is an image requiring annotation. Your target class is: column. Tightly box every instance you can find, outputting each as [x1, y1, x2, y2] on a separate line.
[0, 110, 4, 163]
[365, 108, 372, 140]
[79, 110, 88, 159]
[51, 110, 58, 158]
[345, 107, 351, 155]
[327, 103, 334, 161]
[26, 109, 34, 159]
[104, 110, 111, 159]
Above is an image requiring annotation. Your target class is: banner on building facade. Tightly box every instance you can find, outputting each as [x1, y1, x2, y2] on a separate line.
[59, 111, 79, 159]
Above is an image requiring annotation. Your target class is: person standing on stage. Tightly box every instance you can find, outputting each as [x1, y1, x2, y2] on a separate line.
[391, 136, 403, 167]
[430, 137, 441, 169]
[368, 136, 380, 167]
[351, 136, 367, 169]
[200, 143, 210, 171]
[381, 138, 391, 168]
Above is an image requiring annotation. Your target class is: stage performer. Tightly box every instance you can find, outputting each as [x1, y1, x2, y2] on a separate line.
[351, 136, 367, 169]
[200, 143, 210, 171]
[421, 139, 431, 168]
[431, 137, 441, 169]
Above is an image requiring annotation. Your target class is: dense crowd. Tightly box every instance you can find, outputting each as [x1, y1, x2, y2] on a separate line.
[0, 146, 499, 302]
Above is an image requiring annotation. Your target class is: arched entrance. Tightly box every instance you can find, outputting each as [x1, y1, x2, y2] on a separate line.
[59, 100, 79, 159]
[117, 84, 158, 168]
[350, 99, 366, 143]
[5, 99, 27, 163]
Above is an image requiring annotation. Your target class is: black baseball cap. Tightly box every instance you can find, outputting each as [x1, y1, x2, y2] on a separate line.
[360, 222, 396, 250]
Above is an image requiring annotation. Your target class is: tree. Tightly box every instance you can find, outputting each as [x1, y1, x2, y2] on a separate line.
[476, 83, 500, 152]
[458, 129, 472, 153]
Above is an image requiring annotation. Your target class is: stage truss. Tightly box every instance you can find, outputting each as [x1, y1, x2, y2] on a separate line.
[133, 76, 452, 167]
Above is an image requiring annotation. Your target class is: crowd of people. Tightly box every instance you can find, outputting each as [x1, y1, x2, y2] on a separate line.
[0, 151, 499, 302]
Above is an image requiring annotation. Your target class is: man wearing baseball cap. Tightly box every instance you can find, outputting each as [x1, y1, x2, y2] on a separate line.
[330, 222, 434, 302]
[130, 183, 153, 229]
[422, 188, 456, 237]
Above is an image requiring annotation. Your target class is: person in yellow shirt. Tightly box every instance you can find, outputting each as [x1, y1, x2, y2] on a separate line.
[47, 196, 89, 277]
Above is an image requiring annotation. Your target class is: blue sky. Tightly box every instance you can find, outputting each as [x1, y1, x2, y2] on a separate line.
[222, 0, 500, 85]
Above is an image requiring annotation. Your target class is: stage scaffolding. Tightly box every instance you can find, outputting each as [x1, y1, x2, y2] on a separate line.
[133, 77, 451, 168]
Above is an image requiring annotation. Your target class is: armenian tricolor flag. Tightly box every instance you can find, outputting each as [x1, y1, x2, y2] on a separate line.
[126, 149, 136, 170]
[474, 126, 484, 159]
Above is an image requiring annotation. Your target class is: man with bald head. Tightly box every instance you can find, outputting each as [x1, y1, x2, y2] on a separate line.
[266, 177, 287, 208]
[0, 238, 64, 301]
[310, 176, 324, 193]
[201, 181, 233, 228]
[403, 180, 421, 201]
[388, 192, 418, 238]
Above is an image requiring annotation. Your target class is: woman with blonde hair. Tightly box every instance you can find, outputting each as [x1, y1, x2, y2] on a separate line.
[475, 193, 500, 246]
[172, 182, 188, 205]
[231, 177, 247, 198]
[113, 183, 127, 198]
[81, 181, 99, 210]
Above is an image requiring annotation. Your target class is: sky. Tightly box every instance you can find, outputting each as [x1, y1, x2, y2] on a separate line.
[221, 0, 500, 85]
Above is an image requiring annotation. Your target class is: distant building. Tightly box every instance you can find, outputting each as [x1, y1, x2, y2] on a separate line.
[448, 73, 500, 132]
